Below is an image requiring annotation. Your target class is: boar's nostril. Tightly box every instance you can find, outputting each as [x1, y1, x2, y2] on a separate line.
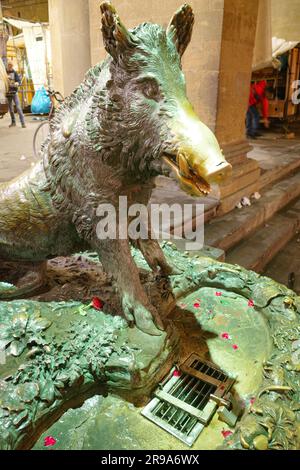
[206, 162, 232, 183]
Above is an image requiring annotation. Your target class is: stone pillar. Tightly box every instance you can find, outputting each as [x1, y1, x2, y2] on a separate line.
[215, 0, 261, 215]
[252, 0, 272, 71]
[272, 0, 300, 41]
[48, 0, 91, 97]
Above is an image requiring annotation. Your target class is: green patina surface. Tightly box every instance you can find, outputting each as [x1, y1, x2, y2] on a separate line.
[0, 243, 300, 450]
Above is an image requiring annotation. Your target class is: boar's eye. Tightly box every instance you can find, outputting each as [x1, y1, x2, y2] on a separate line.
[139, 78, 161, 102]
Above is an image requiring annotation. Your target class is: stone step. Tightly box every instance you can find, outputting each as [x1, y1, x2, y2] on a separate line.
[225, 213, 299, 273]
[248, 140, 300, 190]
[258, 156, 300, 189]
[219, 159, 260, 199]
[205, 171, 300, 252]
[217, 181, 259, 216]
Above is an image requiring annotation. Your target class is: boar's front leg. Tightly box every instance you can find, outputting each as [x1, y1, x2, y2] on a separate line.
[135, 238, 181, 275]
[91, 237, 164, 336]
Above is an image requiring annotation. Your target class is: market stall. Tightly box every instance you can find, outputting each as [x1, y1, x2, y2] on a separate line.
[3, 16, 52, 111]
[252, 38, 300, 121]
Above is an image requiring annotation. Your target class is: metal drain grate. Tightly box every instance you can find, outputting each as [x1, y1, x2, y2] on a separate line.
[142, 354, 234, 446]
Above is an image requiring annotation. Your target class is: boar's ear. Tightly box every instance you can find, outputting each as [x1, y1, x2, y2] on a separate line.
[167, 4, 194, 57]
[100, 2, 136, 60]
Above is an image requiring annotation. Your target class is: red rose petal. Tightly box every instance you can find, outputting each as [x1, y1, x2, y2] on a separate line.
[232, 344, 238, 350]
[173, 369, 181, 377]
[91, 296, 103, 310]
[221, 332, 230, 340]
[193, 302, 201, 308]
[221, 429, 233, 439]
[216, 292, 222, 296]
[44, 436, 57, 447]
[248, 299, 254, 307]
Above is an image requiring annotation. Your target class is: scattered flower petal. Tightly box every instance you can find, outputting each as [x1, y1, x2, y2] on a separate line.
[221, 429, 233, 439]
[248, 299, 254, 307]
[44, 436, 57, 447]
[173, 369, 181, 377]
[91, 297, 103, 310]
[250, 397, 256, 405]
[221, 332, 230, 340]
[232, 344, 239, 350]
[193, 302, 201, 308]
[216, 292, 222, 296]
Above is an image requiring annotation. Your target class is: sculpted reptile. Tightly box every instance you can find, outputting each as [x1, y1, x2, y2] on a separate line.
[0, 2, 231, 335]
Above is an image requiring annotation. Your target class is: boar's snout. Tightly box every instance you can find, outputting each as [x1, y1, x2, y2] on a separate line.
[196, 160, 232, 184]
[163, 101, 232, 197]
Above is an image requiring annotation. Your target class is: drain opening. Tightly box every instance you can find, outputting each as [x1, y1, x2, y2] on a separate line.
[142, 354, 235, 446]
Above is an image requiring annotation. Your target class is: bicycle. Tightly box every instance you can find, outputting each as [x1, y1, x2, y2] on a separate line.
[32, 88, 64, 160]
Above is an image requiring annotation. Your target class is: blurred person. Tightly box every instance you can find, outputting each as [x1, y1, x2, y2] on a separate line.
[6, 62, 26, 128]
[246, 80, 269, 138]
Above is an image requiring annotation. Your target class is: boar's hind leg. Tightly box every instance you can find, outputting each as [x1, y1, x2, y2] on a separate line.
[135, 239, 182, 275]
[0, 260, 47, 299]
[91, 237, 164, 336]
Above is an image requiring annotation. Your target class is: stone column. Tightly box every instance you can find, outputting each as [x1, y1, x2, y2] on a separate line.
[48, 0, 91, 97]
[215, 0, 261, 215]
[272, 0, 300, 41]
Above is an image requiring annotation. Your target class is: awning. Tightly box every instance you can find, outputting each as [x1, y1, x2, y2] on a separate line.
[252, 0, 299, 72]
[272, 37, 299, 58]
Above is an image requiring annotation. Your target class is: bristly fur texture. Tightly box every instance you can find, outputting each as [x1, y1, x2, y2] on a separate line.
[0, 3, 199, 335]
[43, 16, 192, 239]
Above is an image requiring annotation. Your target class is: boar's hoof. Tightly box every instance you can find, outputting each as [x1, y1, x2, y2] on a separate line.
[122, 294, 164, 336]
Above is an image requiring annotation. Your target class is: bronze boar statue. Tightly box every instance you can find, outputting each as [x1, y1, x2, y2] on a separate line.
[0, 2, 231, 335]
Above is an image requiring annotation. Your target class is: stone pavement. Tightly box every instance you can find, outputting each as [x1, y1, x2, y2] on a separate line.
[0, 114, 42, 183]
[248, 132, 300, 172]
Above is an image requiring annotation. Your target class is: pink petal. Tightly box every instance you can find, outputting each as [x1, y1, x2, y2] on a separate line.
[44, 436, 57, 447]
[232, 344, 238, 350]
[216, 292, 222, 296]
[248, 299, 254, 307]
[173, 369, 181, 377]
[193, 302, 201, 308]
[250, 397, 256, 405]
[221, 332, 230, 340]
[91, 296, 103, 310]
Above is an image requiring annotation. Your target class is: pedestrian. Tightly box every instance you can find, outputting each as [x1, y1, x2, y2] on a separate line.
[6, 62, 26, 128]
[246, 80, 269, 138]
